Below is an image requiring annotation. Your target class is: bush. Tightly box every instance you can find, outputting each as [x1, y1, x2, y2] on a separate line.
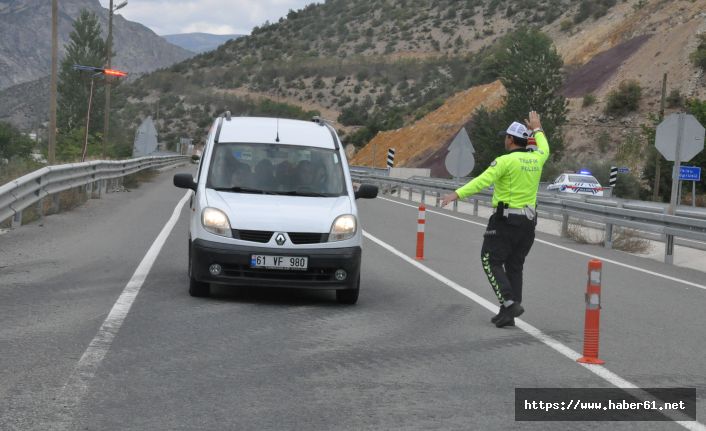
[690, 33, 706, 72]
[604, 80, 642, 116]
[666, 89, 684, 108]
[560, 19, 573, 32]
[582, 94, 596, 107]
[0, 121, 34, 161]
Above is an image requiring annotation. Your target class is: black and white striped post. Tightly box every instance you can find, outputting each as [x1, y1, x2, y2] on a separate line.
[386, 148, 395, 169]
[609, 166, 618, 188]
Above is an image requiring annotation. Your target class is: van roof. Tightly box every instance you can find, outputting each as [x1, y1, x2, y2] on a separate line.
[217, 117, 337, 149]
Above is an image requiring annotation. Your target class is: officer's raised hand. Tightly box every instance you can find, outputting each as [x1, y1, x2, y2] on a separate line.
[525, 110, 542, 131]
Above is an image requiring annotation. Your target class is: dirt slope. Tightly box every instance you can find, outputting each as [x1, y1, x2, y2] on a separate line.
[351, 81, 506, 168]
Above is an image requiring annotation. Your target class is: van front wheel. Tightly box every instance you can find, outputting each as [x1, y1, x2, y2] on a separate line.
[336, 276, 360, 305]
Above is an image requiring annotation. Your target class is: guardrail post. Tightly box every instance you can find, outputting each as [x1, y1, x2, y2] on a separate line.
[604, 223, 613, 249]
[664, 234, 675, 265]
[561, 213, 569, 237]
[421, 189, 426, 204]
[11, 210, 22, 228]
[452, 199, 458, 212]
[473, 199, 479, 216]
[36, 199, 44, 220]
[435, 191, 440, 207]
[408, 187, 412, 201]
[398, 185, 402, 197]
[51, 194, 60, 214]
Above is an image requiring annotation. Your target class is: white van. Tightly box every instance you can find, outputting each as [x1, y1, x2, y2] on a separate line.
[174, 114, 378, 304]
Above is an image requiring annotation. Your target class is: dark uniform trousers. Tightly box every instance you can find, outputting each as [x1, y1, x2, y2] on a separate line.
[480, 213, 536, 304]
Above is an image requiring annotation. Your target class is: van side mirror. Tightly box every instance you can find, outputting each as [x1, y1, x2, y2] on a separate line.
[174, 173, 197, 191]
[355, 184, 378, 200]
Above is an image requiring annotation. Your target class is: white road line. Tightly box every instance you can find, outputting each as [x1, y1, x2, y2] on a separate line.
[363, 230, 704, 430]
[376, 196, 706, 291]
[52, 191, 191, 429]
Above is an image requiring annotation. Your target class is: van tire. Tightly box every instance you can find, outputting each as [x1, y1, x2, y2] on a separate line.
[189, 278, 210, 297]
[188, 242, 210, 297]
[336, 277, 360, 305]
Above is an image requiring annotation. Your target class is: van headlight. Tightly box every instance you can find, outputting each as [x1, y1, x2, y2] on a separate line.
[202, 207, 232, 237]
[329, 214, 356, 242]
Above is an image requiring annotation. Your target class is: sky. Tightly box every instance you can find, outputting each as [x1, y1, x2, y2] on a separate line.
[99, 0, 320, 36]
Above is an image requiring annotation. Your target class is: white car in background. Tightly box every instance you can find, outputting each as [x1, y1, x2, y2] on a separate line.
[547, 171, 605, 197]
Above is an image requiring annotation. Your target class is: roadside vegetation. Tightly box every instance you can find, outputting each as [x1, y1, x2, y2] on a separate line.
[690, 33, 706, 72]
[0, 121, 40, 185]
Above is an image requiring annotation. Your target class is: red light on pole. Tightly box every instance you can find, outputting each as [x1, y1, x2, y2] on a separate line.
[103, 68, 127, 77]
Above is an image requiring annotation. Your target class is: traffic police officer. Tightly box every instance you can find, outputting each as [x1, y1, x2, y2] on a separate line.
[441, 111, 549, 327]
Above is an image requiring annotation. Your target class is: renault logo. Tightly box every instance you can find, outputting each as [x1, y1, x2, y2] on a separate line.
[275, 233, 286, 246]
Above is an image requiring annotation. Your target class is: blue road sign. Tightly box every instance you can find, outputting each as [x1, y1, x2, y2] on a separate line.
[679, 166, 701, 181]
[618, 167, 630, 174]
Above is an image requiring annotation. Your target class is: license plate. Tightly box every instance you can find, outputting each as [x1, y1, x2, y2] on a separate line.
[251, 255, 308, 270]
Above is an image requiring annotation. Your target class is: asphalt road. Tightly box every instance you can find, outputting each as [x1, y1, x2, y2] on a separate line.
[1, 167, 705, 430]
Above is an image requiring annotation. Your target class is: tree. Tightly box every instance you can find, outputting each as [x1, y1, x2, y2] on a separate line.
[57, 9, 107, 159]
[469, 27, 567, 176]
[0, 122, 34, 160]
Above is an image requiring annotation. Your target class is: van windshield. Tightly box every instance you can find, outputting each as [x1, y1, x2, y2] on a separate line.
[206, 142, 348, 197]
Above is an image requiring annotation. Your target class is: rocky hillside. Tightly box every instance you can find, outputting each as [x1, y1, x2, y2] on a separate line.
[162, 33, 243, 54]
[0, 0, 193, 90]
[109, 0, 704, 157]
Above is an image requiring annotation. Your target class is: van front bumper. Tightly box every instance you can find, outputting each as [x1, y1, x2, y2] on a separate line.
[191, 239, 361, 290]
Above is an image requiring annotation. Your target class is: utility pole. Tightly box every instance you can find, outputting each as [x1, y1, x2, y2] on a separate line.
[653, 72, 667, 201]
[48, 0, 58, 164]
[103, 1, 127, 159]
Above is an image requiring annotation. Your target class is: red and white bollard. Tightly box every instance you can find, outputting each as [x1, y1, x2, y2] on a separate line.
[577, 259, 605, 365]
[416, 204, 426, 260]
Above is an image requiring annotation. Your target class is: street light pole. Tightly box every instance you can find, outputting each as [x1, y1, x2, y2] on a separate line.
[82, 75, 98, 162]
[73, 65, 128, 162]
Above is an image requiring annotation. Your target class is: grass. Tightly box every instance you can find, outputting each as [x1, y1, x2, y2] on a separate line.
[566, 222, 652, 254]
[565, 223, 602, 245]
[610, 227, 652, 254]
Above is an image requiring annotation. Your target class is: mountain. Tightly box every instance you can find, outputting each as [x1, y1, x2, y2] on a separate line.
[162, 33, 243, 54]
[4, 0, 706, 167]
[0, 0, 193, 90]
[0, 76, 50, 132]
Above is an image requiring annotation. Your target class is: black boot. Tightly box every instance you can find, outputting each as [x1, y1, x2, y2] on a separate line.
[495, 303, 523, 328]
[491, 306, 503, 323]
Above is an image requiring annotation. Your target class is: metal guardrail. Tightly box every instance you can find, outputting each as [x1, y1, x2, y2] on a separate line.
[352, 172, 706, 264]
[0, 155, 189, 227]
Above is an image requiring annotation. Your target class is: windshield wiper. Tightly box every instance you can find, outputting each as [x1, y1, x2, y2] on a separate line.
[275, 190, 331, 197]
[214, 186, 271, 194]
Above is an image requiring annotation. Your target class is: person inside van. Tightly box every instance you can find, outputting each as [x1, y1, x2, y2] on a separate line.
[296, 160, 315, 188]
[275, 160, 293, 188]
[254, 159, 275, 189]
[230, 160, 253, 188]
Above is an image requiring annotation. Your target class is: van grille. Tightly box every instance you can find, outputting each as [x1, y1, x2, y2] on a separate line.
[288, 232, 328, 245]
[232, 229, 273, 243]
[222, 264, 335, 281]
